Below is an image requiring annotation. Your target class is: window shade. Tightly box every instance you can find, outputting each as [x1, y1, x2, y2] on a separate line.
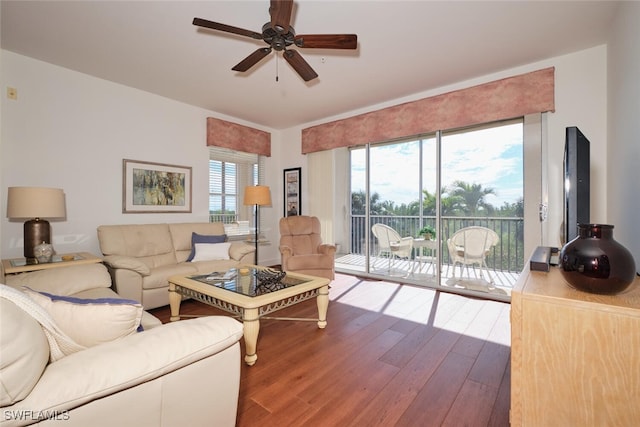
[301, 67, 555, 154]
[206, 117, 271, 157]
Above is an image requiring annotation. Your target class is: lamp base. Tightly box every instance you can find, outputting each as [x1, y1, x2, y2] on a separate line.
[24, 219, 51, 259]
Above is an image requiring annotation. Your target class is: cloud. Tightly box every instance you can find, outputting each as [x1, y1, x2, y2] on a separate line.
[351, 122, 523, 206]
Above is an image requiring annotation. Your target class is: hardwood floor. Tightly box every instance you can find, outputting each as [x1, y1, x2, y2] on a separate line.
[150, 273, 511, 427]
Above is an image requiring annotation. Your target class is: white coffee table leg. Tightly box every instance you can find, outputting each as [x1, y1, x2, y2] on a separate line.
[242, 308, 260, 366]
[168, 283, 182, 322]
[316, 285, 329, 329]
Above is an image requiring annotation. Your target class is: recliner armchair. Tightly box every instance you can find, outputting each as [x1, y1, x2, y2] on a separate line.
[279, 216, 336, 281]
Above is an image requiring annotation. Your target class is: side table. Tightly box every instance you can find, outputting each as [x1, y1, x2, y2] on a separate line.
[2, 252, 102, 275]
[412, 238, 437, 275]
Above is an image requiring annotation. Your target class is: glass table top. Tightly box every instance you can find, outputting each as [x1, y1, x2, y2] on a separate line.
[189, 267, 308, 297]
[9, 253, 85, 267]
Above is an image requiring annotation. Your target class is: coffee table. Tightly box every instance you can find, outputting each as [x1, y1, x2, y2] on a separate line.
[168, 267, 330, 366]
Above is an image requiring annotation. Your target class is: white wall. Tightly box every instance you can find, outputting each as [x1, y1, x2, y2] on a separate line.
[286, 45, 608, 251]
[0, 51, 279, 260]
[544, 45, 608, 246]
[607, 2, 640, 271]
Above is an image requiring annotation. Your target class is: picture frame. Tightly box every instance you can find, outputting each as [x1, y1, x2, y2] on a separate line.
[283, 167, 301, 217]
[122, 159, 192, 213]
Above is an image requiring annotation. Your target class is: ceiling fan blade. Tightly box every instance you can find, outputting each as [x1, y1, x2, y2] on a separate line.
[294, 34, 358, 49]
[193, 17, 262, 40]
[283, 50, 318, 82]
[269, 0, 294, 33]
[232, 48, 272, 72]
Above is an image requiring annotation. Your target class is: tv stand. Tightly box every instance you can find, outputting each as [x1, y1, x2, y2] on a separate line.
[510, 265, 640, 425]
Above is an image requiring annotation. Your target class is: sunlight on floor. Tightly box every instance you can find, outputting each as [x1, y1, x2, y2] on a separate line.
[329, 273, 511, 347]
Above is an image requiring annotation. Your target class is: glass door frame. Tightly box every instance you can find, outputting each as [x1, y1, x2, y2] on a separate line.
[340, 116, 543, 302]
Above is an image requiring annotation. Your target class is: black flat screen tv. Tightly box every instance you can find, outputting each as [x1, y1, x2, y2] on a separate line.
[563, 126, 590, 243]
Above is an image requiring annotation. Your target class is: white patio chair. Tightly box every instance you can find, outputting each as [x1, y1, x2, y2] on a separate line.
[371, 223, 413, 272]
[447, 226, 499, 283]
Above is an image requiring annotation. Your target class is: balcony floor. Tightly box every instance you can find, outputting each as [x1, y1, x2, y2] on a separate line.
[335, 253, 518, 300]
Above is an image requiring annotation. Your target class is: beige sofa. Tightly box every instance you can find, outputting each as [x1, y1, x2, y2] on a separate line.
[1, 264, 243, 427]
[97, 222, 255, 309]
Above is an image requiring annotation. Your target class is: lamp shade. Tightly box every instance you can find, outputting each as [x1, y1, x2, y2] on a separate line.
[7, 187, 66, 219]
[243, 185, 271, 206]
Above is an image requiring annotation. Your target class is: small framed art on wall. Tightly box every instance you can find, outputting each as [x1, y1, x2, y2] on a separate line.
[283, 167, 301, 217]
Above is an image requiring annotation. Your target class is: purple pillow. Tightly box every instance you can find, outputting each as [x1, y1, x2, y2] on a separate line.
[187, 232, 227, 261]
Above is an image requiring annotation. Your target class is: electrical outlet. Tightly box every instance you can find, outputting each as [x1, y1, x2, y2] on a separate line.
[7, 87, 18, 100]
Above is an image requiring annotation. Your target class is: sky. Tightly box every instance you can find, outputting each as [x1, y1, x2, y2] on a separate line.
[351, 121, 524, 208]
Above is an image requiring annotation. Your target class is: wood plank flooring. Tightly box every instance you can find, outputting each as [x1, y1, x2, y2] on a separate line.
[150, 273, 511, 427]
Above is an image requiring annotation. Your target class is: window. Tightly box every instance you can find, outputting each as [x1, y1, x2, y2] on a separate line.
[208, 147, 264, 227]
[346, 118, 526, 301]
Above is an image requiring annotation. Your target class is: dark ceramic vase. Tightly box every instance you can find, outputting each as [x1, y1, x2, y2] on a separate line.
[560, 224, 636, 295]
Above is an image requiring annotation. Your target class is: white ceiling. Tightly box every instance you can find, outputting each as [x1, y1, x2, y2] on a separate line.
[1, 1, 619, 130]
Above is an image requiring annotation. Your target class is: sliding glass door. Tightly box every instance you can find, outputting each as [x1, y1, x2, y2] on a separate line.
[341, 119, 526, 301]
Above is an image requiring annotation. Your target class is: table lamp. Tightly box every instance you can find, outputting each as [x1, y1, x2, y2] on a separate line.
[6, 187, 67, 259]
[243, 185, 271, 264]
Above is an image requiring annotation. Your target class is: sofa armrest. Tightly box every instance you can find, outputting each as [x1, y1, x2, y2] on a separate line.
[102, 255, 151, 276]
[228, 242, 255, 261]
[3, 264, 113, 296]
[6, 317, 243, 418]
[279, 245, 293, 257]
[317, 244, 337, 256]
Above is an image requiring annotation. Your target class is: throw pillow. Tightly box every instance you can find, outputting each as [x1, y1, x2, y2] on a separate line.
[186, 233, 227, 261]
[22, 288, 144, 348]
[190, 242, 232, 262]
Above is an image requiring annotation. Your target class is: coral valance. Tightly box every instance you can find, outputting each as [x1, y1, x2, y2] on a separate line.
[301, 67, 555, 154]
[206, 117, 271, 157]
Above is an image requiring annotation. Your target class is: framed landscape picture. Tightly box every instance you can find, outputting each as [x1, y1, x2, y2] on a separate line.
[123, 159, 192, 213]
[284, 167, 301, 217]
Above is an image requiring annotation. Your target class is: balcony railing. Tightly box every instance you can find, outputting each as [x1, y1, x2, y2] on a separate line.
[209, 212, 524, 277]
[209, 213, 239, 224]
[350, 215, 524, 274]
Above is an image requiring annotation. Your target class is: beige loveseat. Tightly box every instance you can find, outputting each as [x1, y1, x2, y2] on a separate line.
[1, 264, 243, 427]
[97, 222, 255, 309]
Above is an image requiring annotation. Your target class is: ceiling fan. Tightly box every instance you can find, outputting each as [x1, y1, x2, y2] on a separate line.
[193, 0, 357, 82]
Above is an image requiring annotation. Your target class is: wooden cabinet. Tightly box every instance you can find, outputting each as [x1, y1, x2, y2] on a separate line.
[510, 265, 640, 426]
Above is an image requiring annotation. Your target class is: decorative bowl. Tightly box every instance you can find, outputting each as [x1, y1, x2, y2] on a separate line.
[256, 268, 286, 288]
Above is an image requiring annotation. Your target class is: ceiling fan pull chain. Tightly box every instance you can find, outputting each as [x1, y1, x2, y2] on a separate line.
[276, 53, 279, 82]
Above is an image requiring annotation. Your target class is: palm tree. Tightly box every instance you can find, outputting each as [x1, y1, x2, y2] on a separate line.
[351, 190, 367, 215]
[448, 181, 496, 216]
[422, 188, 465, 216]
[351, 190, 385, 215]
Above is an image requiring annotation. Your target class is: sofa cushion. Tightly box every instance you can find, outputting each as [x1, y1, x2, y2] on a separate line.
[186, 233, 227, 261]
[191, 243, 232, 262]
[98, 224, 175, 259]
[23, 288, 144, 348]
[286, 253, 335, 271]
[0, 297, 50, 406]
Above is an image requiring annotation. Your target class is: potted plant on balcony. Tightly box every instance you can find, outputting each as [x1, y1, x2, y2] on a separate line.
[417, 225, 436, 240]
